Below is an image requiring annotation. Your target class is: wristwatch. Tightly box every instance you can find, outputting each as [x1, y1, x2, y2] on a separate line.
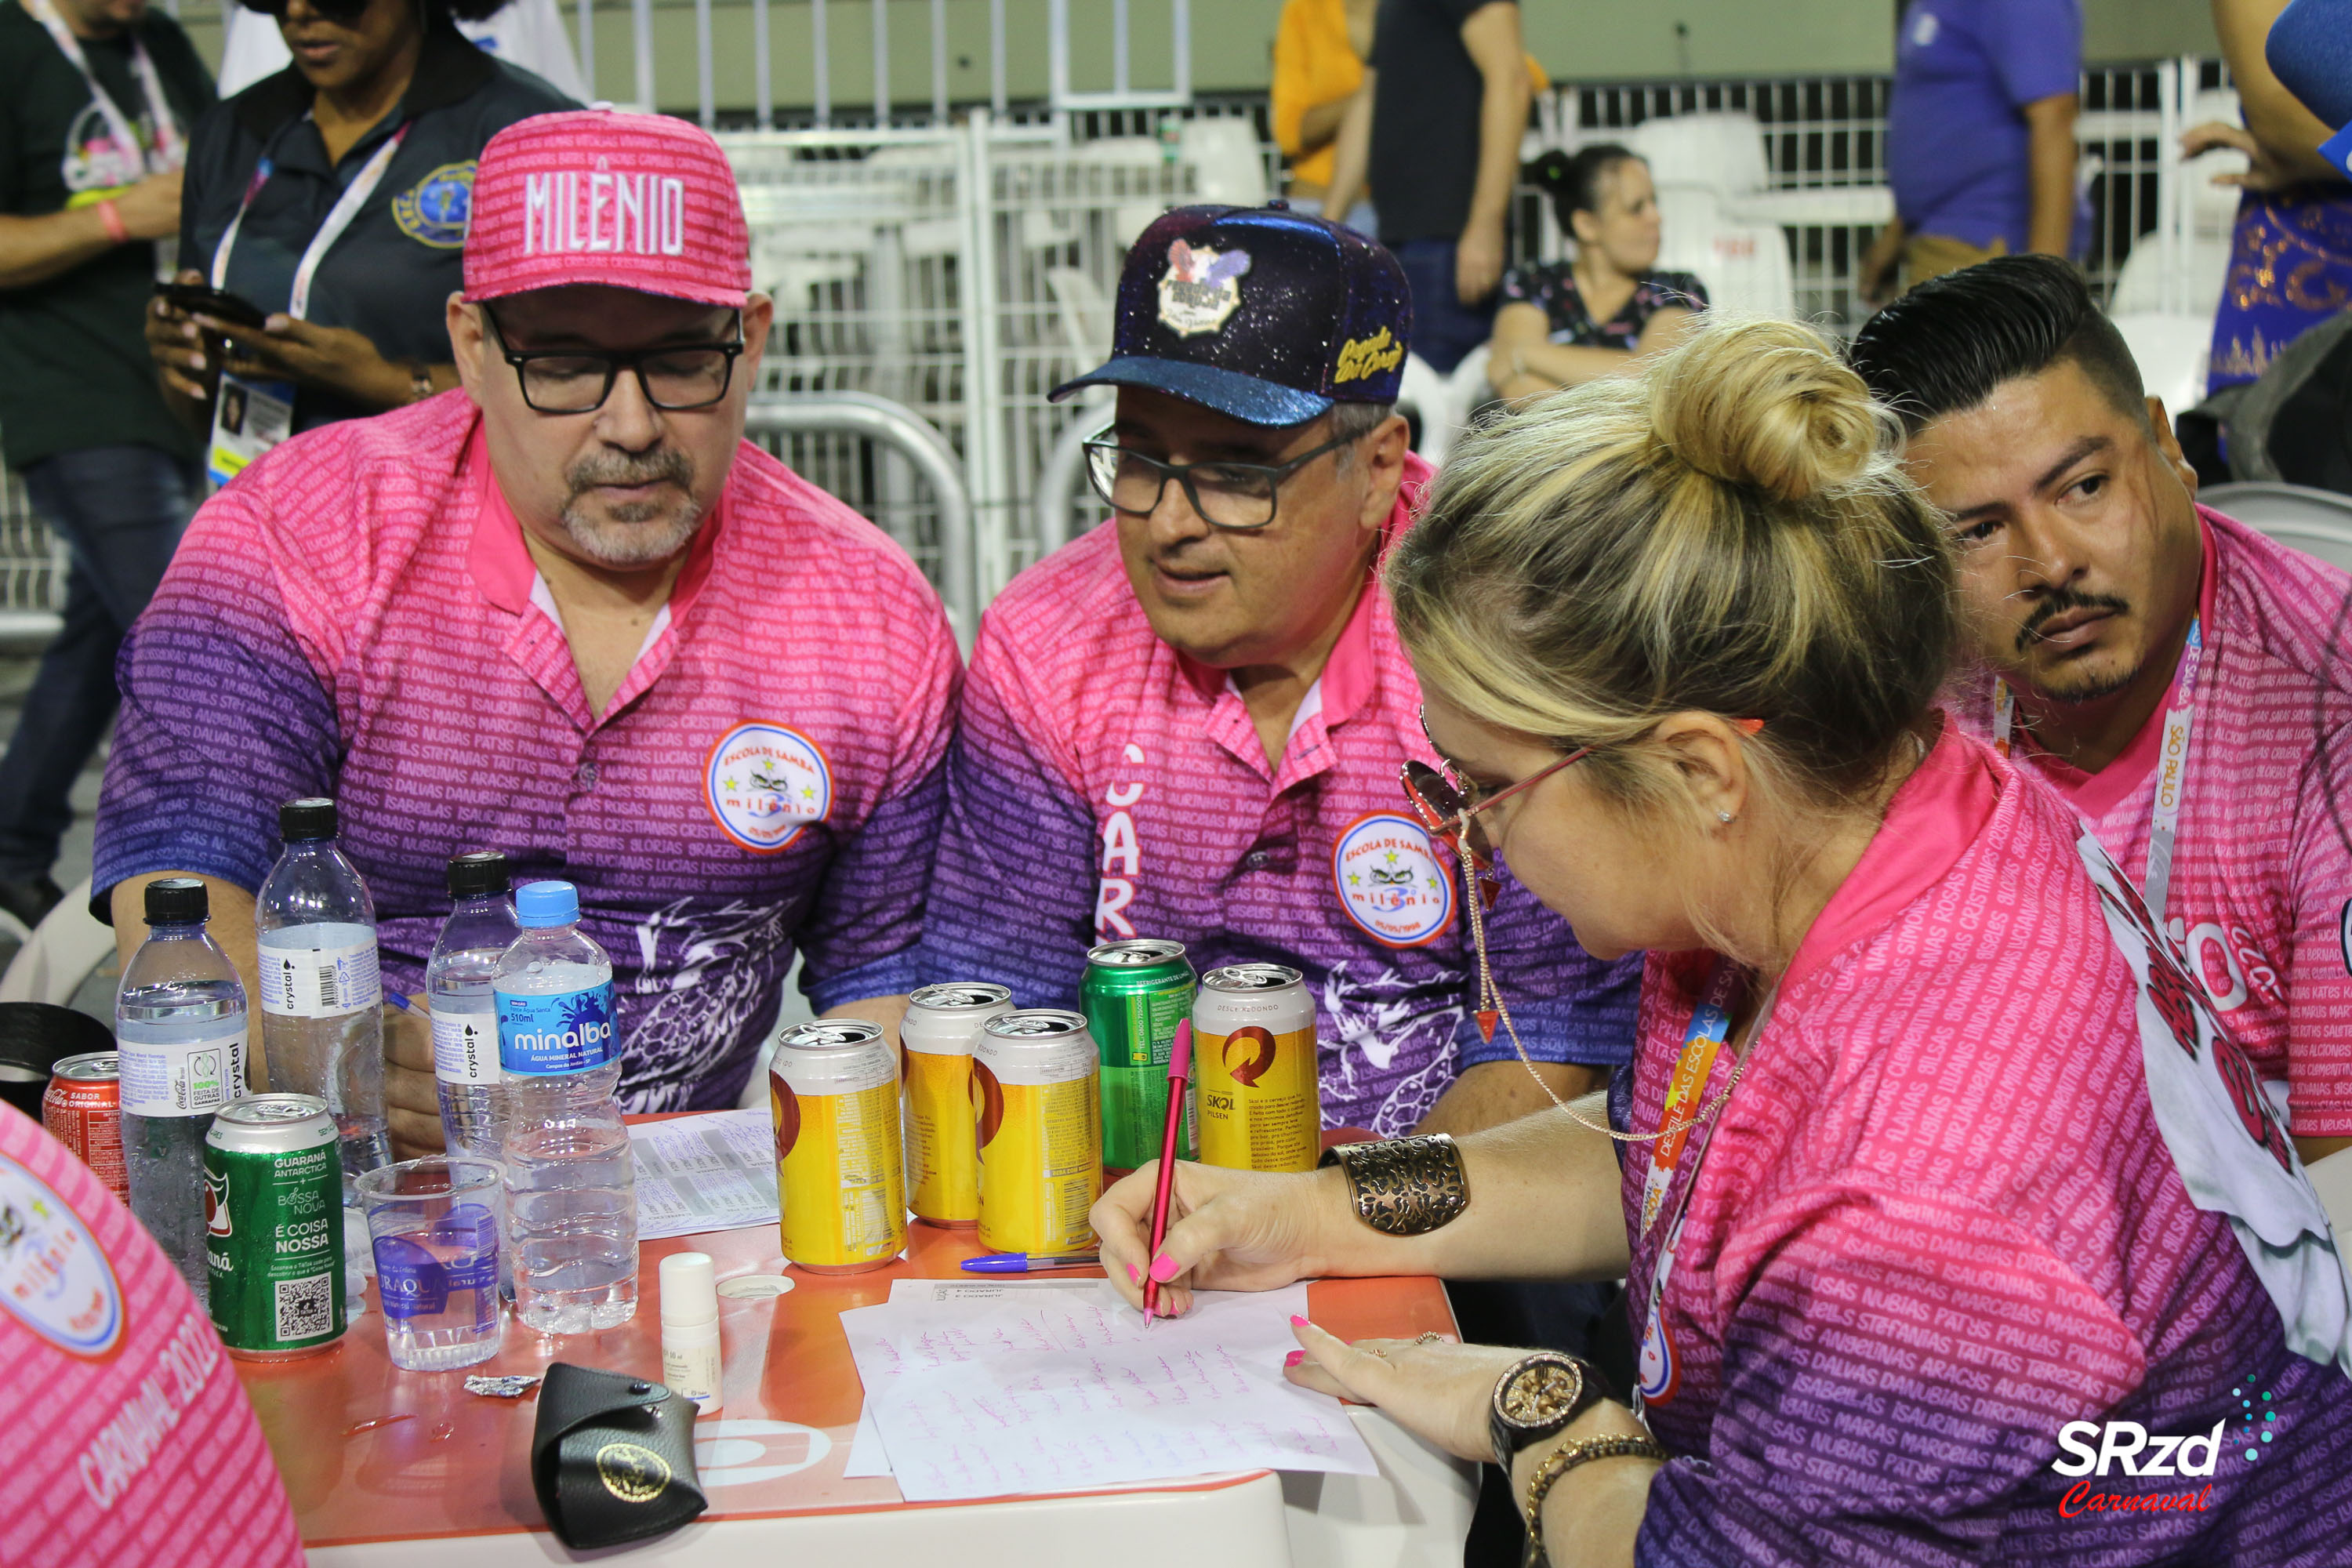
[1487, 1352, 1603, 1472]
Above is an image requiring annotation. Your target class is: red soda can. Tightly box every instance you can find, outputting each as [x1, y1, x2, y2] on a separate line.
[44, 1051, 128, 1203]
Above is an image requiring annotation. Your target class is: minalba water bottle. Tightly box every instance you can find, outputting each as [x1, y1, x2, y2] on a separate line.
[118, 877, 247, 1301]
[426, 851, 521, 1161]
[256, 797, 389, 1203]
[495, 880, 637, 1332]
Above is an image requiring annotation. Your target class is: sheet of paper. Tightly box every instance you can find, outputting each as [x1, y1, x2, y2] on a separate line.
[626, 1109, 779, 1241]
[844, 1278, 1099, 1478]
[843, 1281, 1378, 1501]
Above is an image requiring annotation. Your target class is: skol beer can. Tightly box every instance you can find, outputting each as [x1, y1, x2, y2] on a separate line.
[902, 983, 1014, 1228]
[1080, 939, 1196, 1174]
[975, 1010, 1102, 1255]
[205, 1094, 346, 1359]
[771, 1019, 906, 1273]
[44, 1051, 128, 1204]
[1193, 964, 1321, 1173]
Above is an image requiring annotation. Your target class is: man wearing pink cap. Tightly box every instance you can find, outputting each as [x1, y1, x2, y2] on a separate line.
[93, 111, 960, 1150]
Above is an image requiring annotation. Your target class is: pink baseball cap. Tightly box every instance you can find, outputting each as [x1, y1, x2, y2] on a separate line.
[463, 109, 750, 308]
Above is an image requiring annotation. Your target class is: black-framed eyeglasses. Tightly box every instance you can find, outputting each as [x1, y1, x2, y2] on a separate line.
[481, 305, 746, 414]
[1082, 428, 1359, 531]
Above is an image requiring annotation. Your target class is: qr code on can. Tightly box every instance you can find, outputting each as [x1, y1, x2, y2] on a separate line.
[274, 1272, 334, 1341]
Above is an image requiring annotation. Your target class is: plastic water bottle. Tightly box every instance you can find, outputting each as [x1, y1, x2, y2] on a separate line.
[427, 852, 521, 1161]
[118, 877, 247, 1301]
[256, 797, 390, 1203]
[495, 880, 637, 1333]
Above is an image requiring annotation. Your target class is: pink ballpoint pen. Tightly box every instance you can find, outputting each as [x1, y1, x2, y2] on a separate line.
[1141, 1019, 1193, 1327]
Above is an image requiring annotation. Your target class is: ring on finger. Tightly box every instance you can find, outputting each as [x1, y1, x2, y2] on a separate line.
[1414, 1331, 1443, 1345]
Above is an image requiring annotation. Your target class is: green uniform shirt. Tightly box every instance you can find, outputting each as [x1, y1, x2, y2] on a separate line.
[0, 3, 214, 470]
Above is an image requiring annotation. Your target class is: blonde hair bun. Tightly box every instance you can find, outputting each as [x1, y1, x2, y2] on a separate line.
[1646, 314, 1886, 504]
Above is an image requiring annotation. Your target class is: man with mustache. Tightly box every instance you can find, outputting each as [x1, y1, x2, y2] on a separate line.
[1850, 254, 2352, 1172]
[93, 111, 960, 1149]
[920, 205, 1640, 1144]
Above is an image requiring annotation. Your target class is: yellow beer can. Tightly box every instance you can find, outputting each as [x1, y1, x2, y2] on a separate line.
[901, 982, 1014, 1228]
[1193, 964, 1321, 1172]
[770, 1019, 906, 1273]
[974, 1009, 1102, 1254]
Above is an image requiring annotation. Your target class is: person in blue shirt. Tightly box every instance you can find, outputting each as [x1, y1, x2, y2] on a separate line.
[1861, 0, 2082, 303]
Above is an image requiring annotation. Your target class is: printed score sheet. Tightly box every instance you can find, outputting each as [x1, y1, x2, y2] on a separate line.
[626, 1109, 779, 1240]
[840, 1279, 1379, 1501]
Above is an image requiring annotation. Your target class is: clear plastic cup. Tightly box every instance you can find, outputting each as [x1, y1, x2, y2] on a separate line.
[356, 1156, 506, 1371]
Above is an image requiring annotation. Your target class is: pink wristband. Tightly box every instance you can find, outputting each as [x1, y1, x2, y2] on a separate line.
[96, 199, 128, 244]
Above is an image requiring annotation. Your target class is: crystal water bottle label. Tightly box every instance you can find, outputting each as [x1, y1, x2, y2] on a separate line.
[432, 1011, 503, 1085]
[496, 982, 619, 1075]
[258, 930, 383, 1019]
[117, 1025, 246, 1116]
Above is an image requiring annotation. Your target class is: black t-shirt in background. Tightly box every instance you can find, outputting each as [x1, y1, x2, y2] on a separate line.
[0, 5, 216, 469]
[1370, 0, 1508, 244]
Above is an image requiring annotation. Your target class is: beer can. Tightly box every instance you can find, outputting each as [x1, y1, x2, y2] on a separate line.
[204, 1094, 346, 1360]
[771, 1020, 906, 1274]
[902, 983, 1014, 1228]
[1193, 964, 1322, 1173]
[44, 1051, 127, 1204]
[1080, 939, 1196, 1173]
[975, 1010, 1102, 1255]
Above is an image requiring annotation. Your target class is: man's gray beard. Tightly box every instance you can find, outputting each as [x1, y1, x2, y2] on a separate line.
[556, 450, 702, 566]
[556, 495, 704, 566]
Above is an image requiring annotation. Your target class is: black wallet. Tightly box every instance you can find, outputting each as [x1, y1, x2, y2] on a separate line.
[528, 1363, 708, 1549]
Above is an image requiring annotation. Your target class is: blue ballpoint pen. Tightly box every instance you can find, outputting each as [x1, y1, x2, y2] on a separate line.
[959, 1253, 1102, 1273]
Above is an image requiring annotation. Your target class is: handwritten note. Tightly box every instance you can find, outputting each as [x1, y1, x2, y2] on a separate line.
[841, 1281, 1377, 1501]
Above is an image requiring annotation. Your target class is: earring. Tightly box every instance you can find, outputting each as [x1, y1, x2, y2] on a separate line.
[1716, 810, 1735, 824]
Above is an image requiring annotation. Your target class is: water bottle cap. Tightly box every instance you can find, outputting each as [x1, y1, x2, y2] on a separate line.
[279, 797, 339, 841]
[514, 880, 580, 927]
[446, 851, 511, 900]
[143, 877, 208, 925]
[659, 1251, 719, 1325]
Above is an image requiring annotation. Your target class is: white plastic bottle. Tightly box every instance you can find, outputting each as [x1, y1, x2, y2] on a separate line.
[255, 797, 388, 1203]
[659, 1250, 722, 1414]
[426, 851, 521, 1160]
[495, 880, 637, 1333]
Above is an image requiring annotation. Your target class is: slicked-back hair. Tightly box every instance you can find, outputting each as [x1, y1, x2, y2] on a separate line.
[1846, 255, 2148, 434]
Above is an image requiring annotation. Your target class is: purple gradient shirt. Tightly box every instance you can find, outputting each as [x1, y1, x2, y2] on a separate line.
[94, 394, 960, 1110]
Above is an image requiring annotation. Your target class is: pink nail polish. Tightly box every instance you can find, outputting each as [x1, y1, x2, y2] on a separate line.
[1127, 1262, 1142, 1284]
[1149, 1254, 1181, 1283]
[1290, 1314, 1309, 1327]
[1283, 1350, 1304, 1368]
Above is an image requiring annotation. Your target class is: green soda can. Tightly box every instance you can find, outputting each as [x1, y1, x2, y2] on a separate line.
[205, 1093, 346, 1360]
[1081, 938, 1197, 1172]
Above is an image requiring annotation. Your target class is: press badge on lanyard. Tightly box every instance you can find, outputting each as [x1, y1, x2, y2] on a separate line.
[206, 125, 411, 486]
[1635, 964, 1772, 1414]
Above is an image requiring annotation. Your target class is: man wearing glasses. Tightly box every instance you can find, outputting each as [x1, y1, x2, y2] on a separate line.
[93, 111, 960, 1149]
[922, 204, 1639, 1142]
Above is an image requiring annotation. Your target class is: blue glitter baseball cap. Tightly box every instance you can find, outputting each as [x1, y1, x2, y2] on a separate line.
[1049, 203, 1414, 427]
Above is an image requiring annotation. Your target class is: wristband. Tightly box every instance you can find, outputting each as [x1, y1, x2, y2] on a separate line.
[1521, 1432, 1669, 1566]
[407, 361, 437, 404]
[1319, 1134, 1469, 1236]
[96, 199, 128, 244]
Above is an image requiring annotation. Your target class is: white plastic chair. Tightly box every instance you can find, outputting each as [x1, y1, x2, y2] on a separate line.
[0, 877, 113, 1007]
[2109, 312, 2213, 419]
[2198, 484, 2352, 574]
[1178, 118, 1270, 208]
[2109, 235, 2231, 321]
[1652, 187, 1792, 318]
[1621, 112, 1770, 200]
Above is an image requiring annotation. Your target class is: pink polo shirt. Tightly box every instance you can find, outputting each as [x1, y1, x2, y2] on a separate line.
[1618, 726, 2352, 1563]
[96, 393, 960, 1110]
[0, 1102, 302, 1566]
[920, 454, 1639, 1138]
[1954, 506, 2352, 1136]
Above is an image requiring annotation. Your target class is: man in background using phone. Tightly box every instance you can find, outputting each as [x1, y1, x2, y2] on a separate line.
[0, 0, 213, 933]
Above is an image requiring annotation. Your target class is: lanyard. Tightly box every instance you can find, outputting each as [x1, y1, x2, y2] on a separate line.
[25, 0, 183, 180]
[1636, 961, 1741, 1237]
[1993, 616, 2203, 920]
[211, 122, 411, 321]
[1635, 961, 1777, 1414]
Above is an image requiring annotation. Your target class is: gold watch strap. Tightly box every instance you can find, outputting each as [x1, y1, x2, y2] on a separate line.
[1521, 1433, 1669, 1566]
